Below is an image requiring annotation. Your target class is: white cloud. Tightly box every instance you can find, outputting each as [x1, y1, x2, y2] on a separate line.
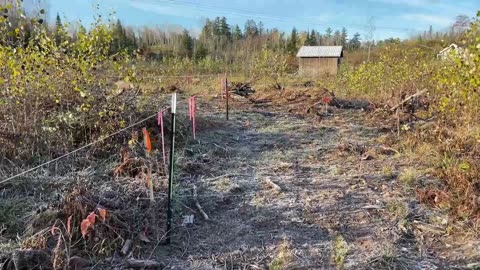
[402, 13, 453, 26]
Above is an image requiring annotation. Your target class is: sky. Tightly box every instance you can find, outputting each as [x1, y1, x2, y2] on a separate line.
[47, 0, 478, 40]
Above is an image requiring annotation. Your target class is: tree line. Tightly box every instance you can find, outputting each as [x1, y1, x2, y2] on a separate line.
[6, 2, 473, 64]
[106, 16, 364, 62]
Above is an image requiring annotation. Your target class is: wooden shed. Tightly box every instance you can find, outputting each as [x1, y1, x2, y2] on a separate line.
[296, 46, 344, 76]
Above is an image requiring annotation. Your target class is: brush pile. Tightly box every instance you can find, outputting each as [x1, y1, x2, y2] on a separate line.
[231, 82, 256, 97]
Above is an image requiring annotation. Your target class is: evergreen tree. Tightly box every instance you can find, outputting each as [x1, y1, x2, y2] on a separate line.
[195, 42, 208, 60]
[304, 31, 311, 45]
[258, 21, 264, 35]
[180, 29, 194, 58]
[304, 30, 317, 46]
[310, 29, 317, 45]
[55, 13, 62, 29]
[233, 24, 243, 41]
[349, 32, 361, 50]
[213, 17, 222, 36]
[287, 27, 298, 54]
[219, 17, 231, 39]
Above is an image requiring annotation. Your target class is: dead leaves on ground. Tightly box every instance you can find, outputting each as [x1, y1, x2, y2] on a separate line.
[81, 208, 108, 238]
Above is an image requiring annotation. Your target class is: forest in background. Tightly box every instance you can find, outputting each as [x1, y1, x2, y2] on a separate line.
[1, 0, 474, 66]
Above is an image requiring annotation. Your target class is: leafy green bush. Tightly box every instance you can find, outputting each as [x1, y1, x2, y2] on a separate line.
[434, 11, 480, 124]
[0, 2, 133, 162]
[338, 45, 436, 103]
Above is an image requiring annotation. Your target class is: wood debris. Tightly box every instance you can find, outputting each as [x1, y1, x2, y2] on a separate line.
[193, 185, 209, 221]
[264, 178, 282, 193]
[126, 259, 163, 269]
[121, 239, 133, 256]
[231, 82, 256, 97]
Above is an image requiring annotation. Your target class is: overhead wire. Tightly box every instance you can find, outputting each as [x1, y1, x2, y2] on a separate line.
[145, 0, 420, 34]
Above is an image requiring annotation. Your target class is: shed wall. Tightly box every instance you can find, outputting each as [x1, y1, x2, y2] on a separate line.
[298, 57, 339, 77]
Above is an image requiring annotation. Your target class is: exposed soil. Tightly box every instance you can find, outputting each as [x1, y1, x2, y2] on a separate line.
[0, 94, 477, 269]
[153, 98, 470, 269]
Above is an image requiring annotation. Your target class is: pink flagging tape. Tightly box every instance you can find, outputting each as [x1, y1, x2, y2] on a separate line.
[158, 111, 166, 165]
[192, 96, 196, 140]
[189, 97, 193, 121]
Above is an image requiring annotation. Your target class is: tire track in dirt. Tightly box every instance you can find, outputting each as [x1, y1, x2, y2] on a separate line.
[165, 103, 447, 270]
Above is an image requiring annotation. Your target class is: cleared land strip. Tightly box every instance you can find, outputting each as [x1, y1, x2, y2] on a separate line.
[166, 106, 447, 269]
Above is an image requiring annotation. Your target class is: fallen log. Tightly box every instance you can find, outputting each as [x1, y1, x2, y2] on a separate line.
[390, 89, 428, 112]
[319, 88, 374, 111]
[193, 185, 209, 221]
[126, 259, 163, 269]
[330, 98, 374, 111]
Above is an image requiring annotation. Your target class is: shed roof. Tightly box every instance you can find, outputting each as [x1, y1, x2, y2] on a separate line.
[296, 46, 343, 58]
[438, 43, 459, 55]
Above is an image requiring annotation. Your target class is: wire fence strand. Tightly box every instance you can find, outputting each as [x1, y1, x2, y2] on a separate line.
[0, 113, 160, 185]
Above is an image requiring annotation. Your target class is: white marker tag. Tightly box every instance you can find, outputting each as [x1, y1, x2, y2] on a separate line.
[171, 93, 177, 114]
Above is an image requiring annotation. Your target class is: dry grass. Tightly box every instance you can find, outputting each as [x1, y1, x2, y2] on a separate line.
[269, 237, 295, 270]
[386, 200, 409, 219]
[332, 235, 349, 269]
[382, 165, 397, 180]
[399, 168, 419, 186]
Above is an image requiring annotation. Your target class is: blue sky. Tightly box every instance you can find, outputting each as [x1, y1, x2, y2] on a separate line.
[48, 0, 478, 40]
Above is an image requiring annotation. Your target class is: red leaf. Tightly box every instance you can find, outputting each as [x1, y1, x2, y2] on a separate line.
[67, 215, 73, 236]
[98, 208, 107, 222]
[87, 212, 96, 225]
[143, 128, 152, 153]
[80, 219, 91, 237]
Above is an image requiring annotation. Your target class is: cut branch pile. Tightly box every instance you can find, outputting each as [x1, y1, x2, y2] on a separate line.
[319, 88, 375, 111]
[231, 82, 256, 97]
[286, 88, 375, 117]
[390, 89, 428, 112]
